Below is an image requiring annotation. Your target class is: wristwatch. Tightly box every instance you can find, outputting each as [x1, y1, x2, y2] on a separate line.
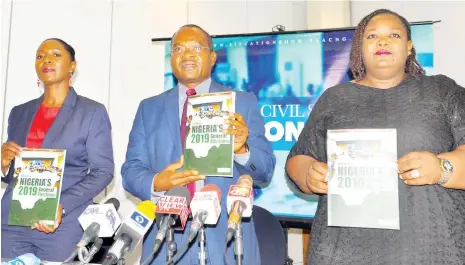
[438, 158, 453, 186]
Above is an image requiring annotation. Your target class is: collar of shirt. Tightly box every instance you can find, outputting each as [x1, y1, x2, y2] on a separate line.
[178, 78, 212, 99]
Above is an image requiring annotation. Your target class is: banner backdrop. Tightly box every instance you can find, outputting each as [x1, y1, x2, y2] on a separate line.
[160, 24, 434, 222]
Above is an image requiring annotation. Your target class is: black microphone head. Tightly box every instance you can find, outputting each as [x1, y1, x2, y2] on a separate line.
[80, 222, 100, 246]
[165, 186, 192, 204]
[85, 222, 100, 236]
[93, 238, 104, 249]
[105, 198, 120, 211]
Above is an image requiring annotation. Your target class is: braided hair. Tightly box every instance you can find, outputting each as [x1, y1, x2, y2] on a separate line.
[350, 9, 425, 81]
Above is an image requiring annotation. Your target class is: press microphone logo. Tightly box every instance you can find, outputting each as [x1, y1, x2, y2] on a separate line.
[131, 212, 149, 228]
[157, 196, 188, 212]
[229, 186, 251, 197]
[106, 209, 118, 231]
[83, 207, 101, 215]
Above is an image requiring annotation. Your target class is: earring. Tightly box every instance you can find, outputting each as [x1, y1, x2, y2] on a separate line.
[37, 79, 44, 95]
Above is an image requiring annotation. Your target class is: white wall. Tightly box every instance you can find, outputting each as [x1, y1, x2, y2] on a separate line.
[350, 0, 465, 86]
[307, 0, 350, 29]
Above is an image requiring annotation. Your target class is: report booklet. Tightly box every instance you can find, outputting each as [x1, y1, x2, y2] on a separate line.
[326, 129, 399, 230]
[8, 148, 66, 227]
[184, 91, 235, 177]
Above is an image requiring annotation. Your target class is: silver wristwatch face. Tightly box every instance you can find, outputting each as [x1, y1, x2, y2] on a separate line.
[441, 159, 454, 173]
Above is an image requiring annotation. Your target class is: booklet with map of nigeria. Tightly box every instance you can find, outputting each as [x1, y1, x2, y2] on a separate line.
[8, 148, 66, 227]
[183, 91, 235, 177]
[327, 129, 399, 230]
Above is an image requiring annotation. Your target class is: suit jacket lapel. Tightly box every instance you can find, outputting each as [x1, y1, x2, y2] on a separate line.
[164, 86, 182, 156]
[41, 87, 78, 147]
[15, 98, 42, 146]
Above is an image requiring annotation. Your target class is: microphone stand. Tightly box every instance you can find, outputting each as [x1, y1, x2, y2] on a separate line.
[198, 227, 207, 265]
[281, 221, 294, 265]
[234, 222, 243, 265]
[166, 227, 177, 264]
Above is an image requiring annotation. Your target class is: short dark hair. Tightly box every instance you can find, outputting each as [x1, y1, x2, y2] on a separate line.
[349, 9, 425, 81]
[43, 38, 76, 62]
[171, 24, 213, 50]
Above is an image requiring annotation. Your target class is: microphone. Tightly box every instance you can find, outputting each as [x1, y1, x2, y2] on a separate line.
[64, 222, 101, 262]
[77, 222, 101, 248]
[78, 198, 122, 238]
[152, 187, 191, 253]
[102, 200, 157, 265]
[188, 184, 222, 242]
[74, 198, 120, 263]
[226, 175, 254, 242]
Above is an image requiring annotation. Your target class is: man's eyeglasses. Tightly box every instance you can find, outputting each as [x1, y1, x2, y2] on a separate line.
[171, 44, 211, 54]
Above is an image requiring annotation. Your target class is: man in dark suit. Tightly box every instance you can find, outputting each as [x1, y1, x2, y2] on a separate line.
[122, 25, 276, 265]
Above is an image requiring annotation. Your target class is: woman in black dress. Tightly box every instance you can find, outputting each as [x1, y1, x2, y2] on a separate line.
[286, 9, 465, 265]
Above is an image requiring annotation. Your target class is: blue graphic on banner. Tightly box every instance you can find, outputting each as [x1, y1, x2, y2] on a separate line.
[161, 24, 434, 221]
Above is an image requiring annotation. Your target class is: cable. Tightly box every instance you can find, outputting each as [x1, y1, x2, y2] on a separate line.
[63, 248, 79, 262]
[224, 244, 232, 265]
[77, 247, 88, 263]
[117, 258, 125, 265]
[140, 250, 157, 265]
[77, 238, 103, 263]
